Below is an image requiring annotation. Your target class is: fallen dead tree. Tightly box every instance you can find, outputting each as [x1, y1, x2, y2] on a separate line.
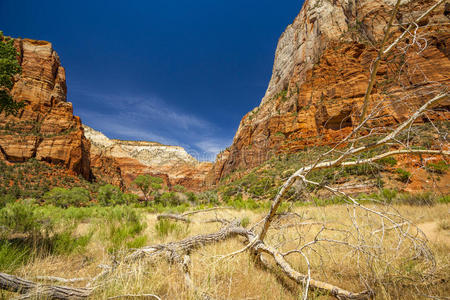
[156, 207, 232, 224]
[125, 220, 371, 299]
[0, 272, 91, 299]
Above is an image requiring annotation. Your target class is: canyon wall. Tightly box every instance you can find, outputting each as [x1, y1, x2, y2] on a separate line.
[0, 38, 211, 191]
[84, 125, 212, 191]
[210, 0, 450, 183]
[0, 39, 91, 178]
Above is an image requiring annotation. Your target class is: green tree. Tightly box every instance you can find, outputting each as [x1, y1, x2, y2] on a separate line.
[97, 184, 124, 206]
[0, 31, 25, 116]
[133, 175, 163, 204]
[43, 187, 90, 208]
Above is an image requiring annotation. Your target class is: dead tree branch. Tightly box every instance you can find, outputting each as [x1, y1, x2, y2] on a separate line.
[0, 272, 91, 300]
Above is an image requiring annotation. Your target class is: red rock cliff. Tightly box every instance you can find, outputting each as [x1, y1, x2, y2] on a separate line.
[0, 39, 91, 179]
[210, 0, 450, 184]
[84, 125, 212, 191]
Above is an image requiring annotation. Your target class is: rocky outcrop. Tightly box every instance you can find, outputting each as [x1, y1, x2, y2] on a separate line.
[210, 0, 450, 183]
[0, 39, 90, 178]
[84, 125, 212, 191]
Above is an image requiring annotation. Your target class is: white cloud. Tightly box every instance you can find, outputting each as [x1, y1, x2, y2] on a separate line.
[75, 90, 232, 161]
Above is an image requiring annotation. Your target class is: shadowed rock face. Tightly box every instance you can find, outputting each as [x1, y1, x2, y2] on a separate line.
[0, 39, 91, 179]
[84, 125, 212, 191]
[209, 0, 450, 184]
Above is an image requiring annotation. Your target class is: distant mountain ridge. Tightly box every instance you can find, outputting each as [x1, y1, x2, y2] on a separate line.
[84, 125, 211, 191]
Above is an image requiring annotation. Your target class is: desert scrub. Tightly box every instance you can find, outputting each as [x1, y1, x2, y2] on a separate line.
[43, 187, 91, 208]
[0, 201, 94, 271]
[97, 206, 147, 253]
[426, 160, 448, 174]
[395, 192, 436, 206]
[0, 241, 31, 273]
[155, 219, 190, 239]
[395, 168, 411, 183]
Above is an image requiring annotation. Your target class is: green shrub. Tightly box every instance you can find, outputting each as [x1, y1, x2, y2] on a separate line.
[380, 188, 398, 203]
[0, 241, 31, 272]
[0, 202, 92, 259]
[173, 185, 186, 192]
[0, 193, 15, 208]
[436, 195, 449, 204]
[126, 235, 148, 249]
[159, 192, 183, 206]
[378, 157, 397, 167]
[395, 192, 435, 206]
[122, 193, 139, 205]
[155, 219, 189, 238]
[241, 216, 250, 228]
[196, 191, 219, 205]
[100, 207, 146, 253]
[52, 229, 93, 255]
[426, 160, 448, 174]
[395, 168, 411, 183]
[97, 184, 124, 206]
[185, 192, 198, 203]
[0, 200, 50, 236]
[43, 187, 90, 208]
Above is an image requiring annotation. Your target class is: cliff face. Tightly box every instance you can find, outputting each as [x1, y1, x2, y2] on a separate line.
[210, 0, 450, 183]
[0, 39, 90, 179]
[84, 125, 212, 191]
[0, 37, 212, 191]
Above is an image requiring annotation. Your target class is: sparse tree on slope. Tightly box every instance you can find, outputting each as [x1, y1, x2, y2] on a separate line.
[133, 175, 163, 204]
[0, 30, 25, 116]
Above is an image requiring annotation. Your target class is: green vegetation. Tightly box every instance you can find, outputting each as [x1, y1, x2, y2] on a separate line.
[155, 219, 189, 238]
[395, 168, 411, 183]
[0, 159, 95, 200]
[0, 201, 94, 271]
[133, 175, 164, 204]
[0, 30, 25, 116]
[426, 160, 448, 174]
[43, 187, 90, 208]
[99, 206, 146, 253]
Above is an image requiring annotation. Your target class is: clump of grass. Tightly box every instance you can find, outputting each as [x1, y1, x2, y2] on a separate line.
[395, 192, 435, 206]
[52, 229, 93, 255]
[155, 219, 189, 239]
[241, 216, 250, 228]
[395, 168, 411, 183]
[426, 160, 448, 174]
[437, 195, 449, 204]
[100, 207, 146, 253]
[439, 219, 450, 231]
[0, 241, 31, 272]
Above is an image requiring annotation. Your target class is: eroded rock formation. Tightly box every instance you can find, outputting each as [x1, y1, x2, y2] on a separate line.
[0, 39, 90, 178]
[84, 125, 212, 191]
[210, 0, 450, 183]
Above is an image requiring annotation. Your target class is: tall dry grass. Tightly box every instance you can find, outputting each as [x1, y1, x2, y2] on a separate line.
[4, 205, 449, 300]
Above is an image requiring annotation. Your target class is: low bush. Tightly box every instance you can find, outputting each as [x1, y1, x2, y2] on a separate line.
[395, 192, 435, 206]
[196, 191, 219, 205]
[426, 160, 448, 174]
[43, 187, 90, 208]
[158, 191, 184, 206]
[0, 201, 93, 269]
[395, 168, 411, 183]
[155, 219, 189, 239]
[98, 184, 125, 206]
[98, 206, 146, 253]
[0, 241, 31, 272]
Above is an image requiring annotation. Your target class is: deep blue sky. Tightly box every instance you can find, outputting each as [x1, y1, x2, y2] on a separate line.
[0, 0, 303, 160]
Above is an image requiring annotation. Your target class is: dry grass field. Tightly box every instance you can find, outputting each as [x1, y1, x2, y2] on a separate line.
[4, 203, 448, 300]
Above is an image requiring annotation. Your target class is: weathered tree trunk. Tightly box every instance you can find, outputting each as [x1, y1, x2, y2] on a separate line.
[0, 272, 91, 299]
